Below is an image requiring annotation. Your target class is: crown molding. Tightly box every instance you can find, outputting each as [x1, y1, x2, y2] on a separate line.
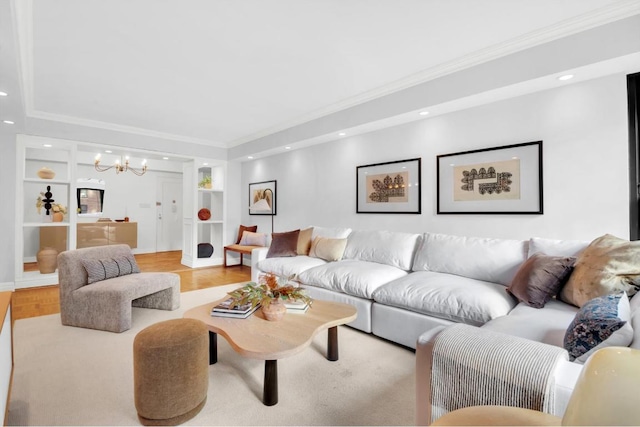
[14, 0, 640, 149]
[227, 0, 640, 147]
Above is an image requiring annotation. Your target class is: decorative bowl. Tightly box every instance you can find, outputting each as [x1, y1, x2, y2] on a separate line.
[198, 208, 211, 221]
[37, 167, 55, 179]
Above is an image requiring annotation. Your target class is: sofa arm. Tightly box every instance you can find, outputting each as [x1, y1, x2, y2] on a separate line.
[416, 324, 576, 426]
[250, 247, 269, 282]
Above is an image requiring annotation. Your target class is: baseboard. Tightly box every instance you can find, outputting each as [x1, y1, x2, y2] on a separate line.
[0, 283, 14, 292]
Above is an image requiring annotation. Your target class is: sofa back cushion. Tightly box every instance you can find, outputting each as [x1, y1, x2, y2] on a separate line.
[311, 226, 352, 239]
[528, 237, 589, 258]
[343, 230, 421, 270]
[628, 292, 640, 349]
[412, 232, 527, 286]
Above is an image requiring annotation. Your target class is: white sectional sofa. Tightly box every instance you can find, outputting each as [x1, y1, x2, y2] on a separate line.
[252, 227, 579, 348]
[252, 226, 640, 421]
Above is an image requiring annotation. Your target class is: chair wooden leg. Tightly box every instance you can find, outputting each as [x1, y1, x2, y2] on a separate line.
[223, 248, 228, 267]
[240, 253, 243, 267]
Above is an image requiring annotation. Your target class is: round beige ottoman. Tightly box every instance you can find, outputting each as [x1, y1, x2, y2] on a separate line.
[134, 318, 209, 426]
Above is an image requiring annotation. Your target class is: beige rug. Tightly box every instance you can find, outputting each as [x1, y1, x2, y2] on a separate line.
[8, 284, 416, 426]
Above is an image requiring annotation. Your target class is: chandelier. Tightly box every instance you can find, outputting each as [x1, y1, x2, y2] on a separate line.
[94, 154, 148, 176]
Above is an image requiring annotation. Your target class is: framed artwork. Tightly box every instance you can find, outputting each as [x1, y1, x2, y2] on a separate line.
[437, 141, 543, 214]
[356, 158, 421, 214]
[249, 180, 277, 215]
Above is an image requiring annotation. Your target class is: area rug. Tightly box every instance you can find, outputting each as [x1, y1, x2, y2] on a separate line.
[8, 284, 416, 426]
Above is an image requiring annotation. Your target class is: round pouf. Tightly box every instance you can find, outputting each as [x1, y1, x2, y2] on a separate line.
[134, 319, 209, 426]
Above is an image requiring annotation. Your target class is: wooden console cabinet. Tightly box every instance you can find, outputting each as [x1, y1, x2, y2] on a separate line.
[77, 222, 138, 249]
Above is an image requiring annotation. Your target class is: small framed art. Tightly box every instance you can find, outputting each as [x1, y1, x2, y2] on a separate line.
[356, 158, 421, 214]
[437, 141, 543, 214]
[249, 180, 277, 215]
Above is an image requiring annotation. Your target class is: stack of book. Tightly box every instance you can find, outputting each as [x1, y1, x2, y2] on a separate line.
[211, 298, 260, 318]
[284, 300, 310, 313]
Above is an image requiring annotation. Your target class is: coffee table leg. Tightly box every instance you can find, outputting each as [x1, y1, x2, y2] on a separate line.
[263, 360, 278, 406]
[328, 326, 339, 361]
[209, 331, 217, 365]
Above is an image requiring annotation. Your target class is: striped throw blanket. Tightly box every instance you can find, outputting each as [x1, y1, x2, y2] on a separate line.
[431, 324, 568, 423]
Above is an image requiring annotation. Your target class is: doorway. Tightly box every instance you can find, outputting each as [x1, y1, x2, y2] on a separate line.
[156, 177, 183, 252]
[628, 72, 640, 241]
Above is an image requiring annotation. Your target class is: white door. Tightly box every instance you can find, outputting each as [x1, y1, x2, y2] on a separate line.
[156, 178, 183, 252]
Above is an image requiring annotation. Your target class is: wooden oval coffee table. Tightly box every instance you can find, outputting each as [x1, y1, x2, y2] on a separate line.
[183, 298, 357, 406]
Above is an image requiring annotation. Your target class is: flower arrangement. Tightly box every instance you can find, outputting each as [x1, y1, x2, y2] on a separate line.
[227, 273, 312, 309]
[198, 175, 212, 188]
[36, 193, 67, 216]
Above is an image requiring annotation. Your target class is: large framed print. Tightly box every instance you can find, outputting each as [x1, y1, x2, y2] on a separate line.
[356, 158, 421, 214]
[249, 180, 277, 215]
[437, 141, 543, 214]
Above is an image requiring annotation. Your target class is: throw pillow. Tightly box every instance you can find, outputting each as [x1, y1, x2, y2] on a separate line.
[82, 255, 140, 284]
[297, 227, 314, 255]
[560, 234, 640, 307]
[235, 225, 258, 244]
[266, 229, 300, 258]
[239, 231, 267, 247]
[564, 293, 633, 362]
[506, 253, 576, 308]
[309, 236, 347, 262]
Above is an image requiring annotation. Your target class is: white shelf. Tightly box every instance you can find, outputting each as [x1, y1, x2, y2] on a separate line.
[198, 188, 223, 193]
[23, 222, 70, 228]
[24, 178, 70, 185]
[196, 220, 223, 224]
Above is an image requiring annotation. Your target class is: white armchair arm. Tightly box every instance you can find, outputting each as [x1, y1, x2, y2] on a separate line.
[250, 247, 269, 282]
[415, 325, 581, 426]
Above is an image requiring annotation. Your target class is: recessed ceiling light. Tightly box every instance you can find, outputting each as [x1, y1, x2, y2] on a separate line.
[105, 150, 112, 153]
[43, 144, 52, 148]
[3, 120, 14, 124]
[203, 163, 208, 166]
[247, 156, 254, 160]
[163, 157, 169, 160]
[0, 92, 7, 97]
[419, 111, 429, 116]
[338, 132, 346, 136]
[285, 146, 291, 150]
[558, 74, 574, 81]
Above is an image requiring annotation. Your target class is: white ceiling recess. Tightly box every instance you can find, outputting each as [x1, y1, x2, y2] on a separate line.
[1, 0, 640, 161]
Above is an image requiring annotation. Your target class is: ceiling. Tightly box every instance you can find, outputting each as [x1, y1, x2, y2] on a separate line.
[1, 0, 640, 161]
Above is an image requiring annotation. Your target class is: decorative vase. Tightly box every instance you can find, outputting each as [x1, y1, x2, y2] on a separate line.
[52, 212, 64, 222]
[204, 182, 212, 189]
[36, 247, 58, 274]
[262, 299, 286, 321]
[37, 167, 55, 179]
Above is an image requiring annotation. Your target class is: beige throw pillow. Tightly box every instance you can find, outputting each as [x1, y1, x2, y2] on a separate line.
[297, 227, 314, 255]
[560, 234, 640, 307]
[309, 236, 347, 262]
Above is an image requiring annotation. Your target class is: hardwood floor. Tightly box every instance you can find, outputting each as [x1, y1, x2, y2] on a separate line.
[13, 251, 251, 321]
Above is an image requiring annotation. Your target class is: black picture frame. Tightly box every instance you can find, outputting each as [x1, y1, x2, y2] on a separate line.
[437, 141, 543, 214]
[248, 180, 277, 215]
[356, 158, 421, 214]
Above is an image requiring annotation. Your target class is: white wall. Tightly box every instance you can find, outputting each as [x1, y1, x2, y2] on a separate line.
[241, 74, 630, 242]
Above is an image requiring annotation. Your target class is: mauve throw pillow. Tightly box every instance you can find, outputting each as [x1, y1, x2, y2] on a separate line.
[266, 229, 300, 258]
[560, 234, 640, 307]
[506, 253, 576, 308]
[235, 225, 258, 244]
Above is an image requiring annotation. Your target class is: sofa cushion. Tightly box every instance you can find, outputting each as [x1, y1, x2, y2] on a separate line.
[630, 293, 640, 349]
[528, 237, 588, 258]
[412, 233, 527, 286]
[482, 299, 579, 347]
[506, 253, 575, 308]
[257, 255, 327, 280]
[309, 237, 347, 262]
[297, 259, 408, 299]
[266, 229, 300, 258]
[343, 230, 420, 270]
[372, 271, 517, 326]
[311, 226, 352, 239]
[82, 255, 140, 284]
[564, 293, 633, 362]
[297, 227, 314, 255]
[560, 234, 640, 307]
